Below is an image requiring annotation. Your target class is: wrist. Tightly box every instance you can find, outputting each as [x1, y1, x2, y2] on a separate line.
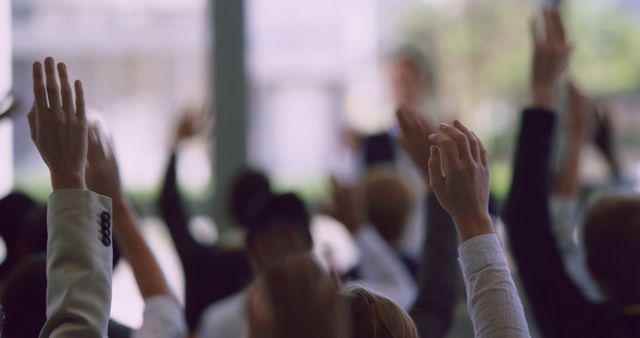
[51, 171, 86, 190]
[453, 213, 494, 242]
[532, 87, 555, 111]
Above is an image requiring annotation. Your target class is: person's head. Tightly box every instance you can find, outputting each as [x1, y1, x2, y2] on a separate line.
[0, 254, 47, 338]
[342, 288, 418, 338]
[583, 193, 640, 302]
[226, 168, 272, 229]
[0, 192, 47, 278]
[361, 170, 413, 248]
[388, 46, 432, 109]
[245, 193, 313, 272]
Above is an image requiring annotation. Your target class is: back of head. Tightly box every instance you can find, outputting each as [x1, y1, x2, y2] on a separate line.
[0, 192, 37, 246]
[342, 288, 418, 338]
[361, 170, 413, 247]
[584, 193, 640, 301]
[245, 193, 313, 270]
[227, 168, 272, 229]
[1, 254, 47, 338]
[0, 192, 46, 279]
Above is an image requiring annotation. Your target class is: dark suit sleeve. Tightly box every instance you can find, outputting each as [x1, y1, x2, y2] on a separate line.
[503, 108, 599, 338]
[159, 152, 204, 260]
[410, 194, 458, 338]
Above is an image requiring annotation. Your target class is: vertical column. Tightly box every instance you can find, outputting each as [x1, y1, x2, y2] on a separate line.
[212, 0, 247, 225]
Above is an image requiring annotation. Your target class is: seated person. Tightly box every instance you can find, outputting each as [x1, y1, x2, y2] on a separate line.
[2, 57, 186, 338]
[397, 105, 531, 338]
[504, 7, 640, 338]
[246, 253, 419, 338]
[360, 169, 418, 279]
[159, 110, 266, 330]
[198, 190, 417, 338]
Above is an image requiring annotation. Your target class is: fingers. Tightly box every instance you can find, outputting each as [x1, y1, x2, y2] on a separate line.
[32, 62, 48, 116]
[57, 62, 75, 116]
[44, 57, 62, 116]
[440, 123, 473, 163]
[428, 146, 444, 193]
[453, 120, 480, 162]
[27, 103, 37, 141]
[74, 80, 86, 122]
[429, 131, 459, 172]
[549, 7, 566, 44]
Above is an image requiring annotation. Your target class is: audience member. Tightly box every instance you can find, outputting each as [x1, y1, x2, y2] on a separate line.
[504, 7, 640, 338]
[159, 109, 262, 331]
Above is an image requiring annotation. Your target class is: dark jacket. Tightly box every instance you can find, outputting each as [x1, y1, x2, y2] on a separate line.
[503, 108, 640, 338]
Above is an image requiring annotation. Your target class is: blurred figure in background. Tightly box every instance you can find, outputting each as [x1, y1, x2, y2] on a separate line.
[0, 192, 46, 283]
[360, 169, 418, 279]
[159, 108, 267, 332]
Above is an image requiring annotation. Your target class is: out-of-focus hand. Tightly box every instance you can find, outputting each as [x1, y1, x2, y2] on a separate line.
[28, 57, 88, 190]
[172, 105, 212, 149]
[566, 81, 590, 143]
[531, 7, 573, 110]
[396, 106, 436, 189]
[86, 121, 122, 200]
[428, 121, 492, 242]
[329, 177, 364, 234]
[246, 253, 346, 338]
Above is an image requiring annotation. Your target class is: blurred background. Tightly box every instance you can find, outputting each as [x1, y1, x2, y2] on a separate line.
[1, 0, 640, 328]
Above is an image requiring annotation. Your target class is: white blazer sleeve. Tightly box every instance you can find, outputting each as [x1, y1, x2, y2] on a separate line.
[347, 226, 417, 309]
[39, 189, 113, 338]
[132, 296, 187, 338]
[459, 234, 531, 338]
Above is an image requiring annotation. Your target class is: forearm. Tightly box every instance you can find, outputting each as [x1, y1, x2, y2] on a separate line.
[410, 194, 458, 338]
[113, 197, 172, 299]
[554, 140, 583, 197]
[41, 189, 113, 338]
[459, 234, 530, 338]
[159, 152, 201, 256]
[504, 108, 594, 336]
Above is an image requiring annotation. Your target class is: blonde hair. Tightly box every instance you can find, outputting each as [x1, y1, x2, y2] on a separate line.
[361, 170, 413, 246]
[342, 288, 418, 338]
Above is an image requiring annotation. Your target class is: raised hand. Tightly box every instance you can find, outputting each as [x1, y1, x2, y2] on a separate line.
[531, 7, 573, 110]
[566, 81, 590, 143]
[172, 105, 212, 149]
[329, 176, 363, 234]
[86, 121, 122, 199]
[28, 57, 88, 190]
[428, 121, 492, 242]
[396, 106, 436, 188]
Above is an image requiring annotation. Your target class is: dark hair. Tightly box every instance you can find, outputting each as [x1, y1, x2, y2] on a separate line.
[1, 254, 48, 338]
[226, 168, 272, 229]
[0, 192, 46, 279]
[245, 193, 312, 248]
[0, 192, 37, 245]
[584, 194, 640, 299]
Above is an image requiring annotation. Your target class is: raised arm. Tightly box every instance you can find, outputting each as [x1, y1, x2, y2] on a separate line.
[429, 120, 531, 338]
[29, 57, 112, 338]
[503, 8, 598, 338]
[159, 107, 211, 258]
[86, 121, 187, 338]
[395, 107, 458, 338]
